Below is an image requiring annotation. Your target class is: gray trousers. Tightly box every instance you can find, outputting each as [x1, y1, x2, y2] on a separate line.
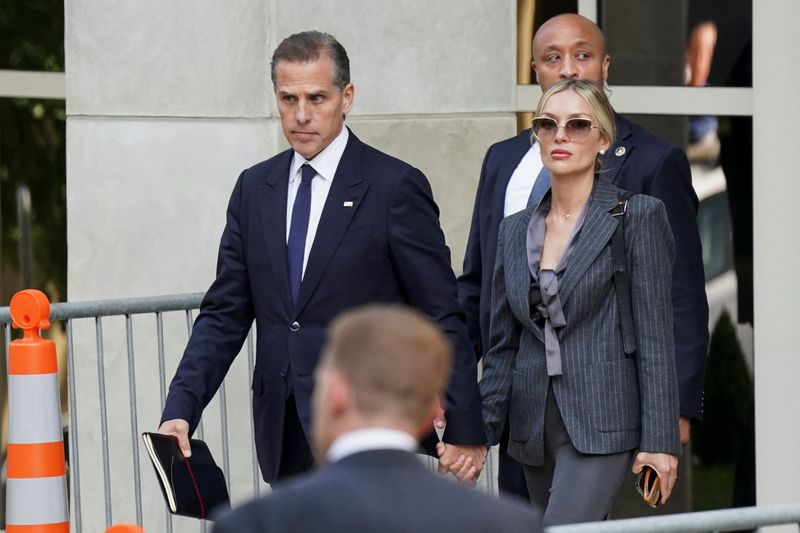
[522, 385, 633, 527]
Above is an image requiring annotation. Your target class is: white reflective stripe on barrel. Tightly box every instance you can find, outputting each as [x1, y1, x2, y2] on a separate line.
[6, 476, 69, 524]
[8, 373, 63, 443]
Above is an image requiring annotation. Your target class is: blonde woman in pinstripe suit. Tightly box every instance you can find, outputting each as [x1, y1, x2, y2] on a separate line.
[480, 79, 681, 526]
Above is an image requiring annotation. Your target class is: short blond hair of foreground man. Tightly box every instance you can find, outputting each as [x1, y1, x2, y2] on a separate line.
[213, 305, 542, 533]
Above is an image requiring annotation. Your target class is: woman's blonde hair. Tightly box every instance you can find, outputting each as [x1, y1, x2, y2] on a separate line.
[533, 79, 616, 172]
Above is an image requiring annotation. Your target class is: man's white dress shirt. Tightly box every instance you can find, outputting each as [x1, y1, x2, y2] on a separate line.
[286, 126, 349, 277]
[503, 141, 545, 217]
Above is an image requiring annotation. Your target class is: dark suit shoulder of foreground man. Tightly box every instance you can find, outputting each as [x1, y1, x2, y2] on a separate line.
[213, 451, 540, 533]
[213, 305, 541, 533]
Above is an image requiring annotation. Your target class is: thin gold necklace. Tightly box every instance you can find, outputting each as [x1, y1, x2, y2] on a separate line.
[550, 205, 573, 219]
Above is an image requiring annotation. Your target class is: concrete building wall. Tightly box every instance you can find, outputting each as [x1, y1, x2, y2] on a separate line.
[753, 1, 800, 531]
[65, 1, 516, 530]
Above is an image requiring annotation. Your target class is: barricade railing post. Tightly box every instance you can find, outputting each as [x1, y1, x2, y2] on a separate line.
[5, 289, 69, 532]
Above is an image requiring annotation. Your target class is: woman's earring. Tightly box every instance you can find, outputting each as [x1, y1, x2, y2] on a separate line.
[600, 149, 606, 155]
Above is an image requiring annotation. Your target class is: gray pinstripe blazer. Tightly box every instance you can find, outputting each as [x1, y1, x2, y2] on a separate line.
[480, 179, 681, 467]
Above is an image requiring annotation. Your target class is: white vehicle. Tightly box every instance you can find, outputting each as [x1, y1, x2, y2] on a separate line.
[692, 164, 753, 373]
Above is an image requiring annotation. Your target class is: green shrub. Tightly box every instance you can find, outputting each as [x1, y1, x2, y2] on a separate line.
[692, 310, 752, 464]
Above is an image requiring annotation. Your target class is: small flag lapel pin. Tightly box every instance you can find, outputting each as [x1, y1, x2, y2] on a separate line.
[343, 201, 354, 207]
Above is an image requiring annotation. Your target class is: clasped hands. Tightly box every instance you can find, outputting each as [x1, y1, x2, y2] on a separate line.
[434, 408, 487, 485]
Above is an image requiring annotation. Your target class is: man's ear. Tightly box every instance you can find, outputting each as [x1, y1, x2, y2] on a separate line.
[327, 370, 352, 418]
[341, 83, 355, 117]
[602, 54, 611, 84]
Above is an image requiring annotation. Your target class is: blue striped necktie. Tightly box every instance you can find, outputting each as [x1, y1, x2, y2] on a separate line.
[527, 166, 551, 208]
[287, 164, 315, 305]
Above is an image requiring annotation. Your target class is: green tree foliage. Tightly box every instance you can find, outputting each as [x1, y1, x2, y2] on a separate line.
[693, 310, 752, 464]
[0, 2, 66, 302]
[0, 2, 64, 71]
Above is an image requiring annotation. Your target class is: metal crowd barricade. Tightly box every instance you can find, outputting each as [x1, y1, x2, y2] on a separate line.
[548, 503, 800, 532]
[1, 293, 799, 533]
[0, 293, 264, 533]
[0, 292, 497, 531]
[0, 292, 502, 531]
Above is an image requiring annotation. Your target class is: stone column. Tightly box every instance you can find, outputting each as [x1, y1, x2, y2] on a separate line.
[752, 1, 800, 531]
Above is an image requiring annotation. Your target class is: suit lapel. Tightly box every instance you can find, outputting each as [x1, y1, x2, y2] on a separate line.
[489, 130, 533, 222]
[484, 131, 535, 283]
[505, 209, 540, 336]
[293, 132, 369, 316]
[600, 115, 633, 184]
[258, 151, 293, 313]
[499, 130, 534, 189]
[557, 181, 621, 307]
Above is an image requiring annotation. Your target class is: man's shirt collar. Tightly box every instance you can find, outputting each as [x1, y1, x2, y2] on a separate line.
[326, 427, 417, 463]
[289, 126, 349, 182]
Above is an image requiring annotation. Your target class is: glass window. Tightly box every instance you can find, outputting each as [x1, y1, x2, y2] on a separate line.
[698, 189, 733, 282]
[0, 3, 65, 72]
[599, 0, 751, 88]
[517, 1, 752, 89]
[619, 112, 750, 309]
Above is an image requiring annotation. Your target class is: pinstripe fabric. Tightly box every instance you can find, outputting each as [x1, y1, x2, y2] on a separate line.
[480, 179, 681, 468]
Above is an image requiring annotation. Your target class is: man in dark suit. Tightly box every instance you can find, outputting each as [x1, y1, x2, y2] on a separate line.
[158, 31, 486, 484]
[212, 305, 542, 533]
[457, 13, 709, 497]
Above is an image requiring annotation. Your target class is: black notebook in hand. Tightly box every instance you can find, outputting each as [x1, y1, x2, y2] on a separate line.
[141, 432, 230, 519]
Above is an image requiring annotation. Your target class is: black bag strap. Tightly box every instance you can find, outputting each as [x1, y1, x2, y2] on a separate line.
[610, 190, 636, 355]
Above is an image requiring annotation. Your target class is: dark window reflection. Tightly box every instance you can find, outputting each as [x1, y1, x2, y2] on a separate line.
[0, 3, 65, 72]
[687, 0, 752, 88]
[597, 0, 751, 88]
[533, 0, 576, 28]
[600, 2, 687, 86]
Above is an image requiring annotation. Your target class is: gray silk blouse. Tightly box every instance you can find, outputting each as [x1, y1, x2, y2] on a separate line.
[526, 191, 590, 376]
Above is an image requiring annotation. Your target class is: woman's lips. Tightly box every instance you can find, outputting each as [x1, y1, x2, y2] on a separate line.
[550, 149, 572, 160]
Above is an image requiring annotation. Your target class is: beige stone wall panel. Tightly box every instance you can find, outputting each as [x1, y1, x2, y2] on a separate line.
[275, 0, 516, 115]
[346, 114, 516, 270]
[67, 117, 277, 299]
[66, 0, 272, 117]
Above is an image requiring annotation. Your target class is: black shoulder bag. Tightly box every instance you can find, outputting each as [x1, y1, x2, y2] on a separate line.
[609, 190, 636, 356]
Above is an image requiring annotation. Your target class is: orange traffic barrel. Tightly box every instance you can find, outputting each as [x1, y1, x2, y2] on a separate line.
[105, 525, 145, 533]
[5, 289, 69, 533]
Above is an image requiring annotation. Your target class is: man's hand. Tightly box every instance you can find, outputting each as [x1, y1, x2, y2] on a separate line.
[433, 404, 446, 431]
[632, 452, 679, 505]
[679, 416, 691, 446]
[436, 442, 486, 485]
[158, 419, 192, 457]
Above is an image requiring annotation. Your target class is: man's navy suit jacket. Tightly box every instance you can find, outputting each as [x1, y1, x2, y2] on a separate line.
[162, 130, 484, 482]
[458, 115, 709, 421]
[212, 449, 542, 533]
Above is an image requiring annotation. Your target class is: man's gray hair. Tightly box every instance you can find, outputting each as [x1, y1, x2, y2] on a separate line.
[270, 31, 350, 91]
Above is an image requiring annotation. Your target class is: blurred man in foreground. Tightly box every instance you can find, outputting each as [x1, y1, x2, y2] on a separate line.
[213, 305, 541, 533]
